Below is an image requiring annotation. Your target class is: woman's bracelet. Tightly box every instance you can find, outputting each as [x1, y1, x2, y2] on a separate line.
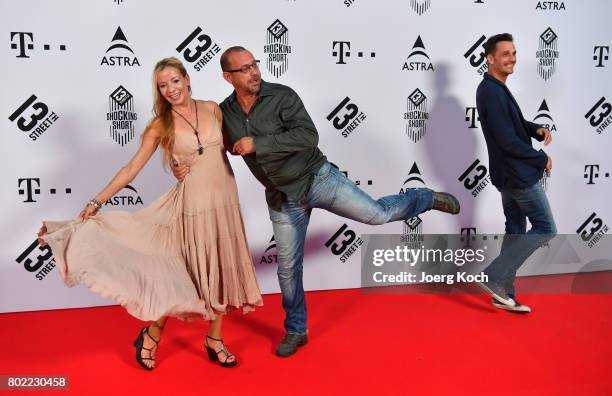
[87, 198, 103, 210]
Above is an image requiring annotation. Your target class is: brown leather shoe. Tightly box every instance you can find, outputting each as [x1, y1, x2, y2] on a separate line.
[432, 192, 460, 214]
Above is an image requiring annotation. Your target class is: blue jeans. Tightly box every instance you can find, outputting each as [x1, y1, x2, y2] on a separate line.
[484, 182, 557, 297]
[268, 162, 434, 335]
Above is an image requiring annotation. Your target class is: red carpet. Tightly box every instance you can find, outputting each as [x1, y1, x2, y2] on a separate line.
[1, 289, 610, 395]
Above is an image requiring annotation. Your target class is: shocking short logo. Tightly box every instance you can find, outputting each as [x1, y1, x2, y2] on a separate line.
[264, 19, 291, 78]
[536, 27, 559, 80]
[410, 0, 432, 15]
[404, 88, 429, 142]
[400, 163, 426, 242]
[107, 85, 137, 146]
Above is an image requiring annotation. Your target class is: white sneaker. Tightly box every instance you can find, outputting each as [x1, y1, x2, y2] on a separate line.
[492, 298, 531, 313]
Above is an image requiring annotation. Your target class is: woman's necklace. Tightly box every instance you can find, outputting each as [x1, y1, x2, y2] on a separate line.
[171, 99, 204, 155]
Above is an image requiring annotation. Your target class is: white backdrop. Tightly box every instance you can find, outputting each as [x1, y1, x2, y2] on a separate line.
[2, 0, 611, 313]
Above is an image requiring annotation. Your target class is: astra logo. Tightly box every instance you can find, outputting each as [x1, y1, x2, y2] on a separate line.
[325, 223, 363, 263]
[18, 178, 71, 203]
[583, 164, 610, 185]
[9, 94, 59, 141]
[332, 41, 376, 65]
[533, 100, 557, 132]
[402, 36, 434, 71]
[259, 235, 278, 265]
[10, 32, 67, 58]
[535, 1, 565, 10]
[458, 158, 490, 198]
[101, 27, 140, 66]
[105, 184, 143, 207]
[327, 96, 366, 138]
[584, 97, 612, 135]
[404, 88, 429, 142]
[465, 107, 480, 129]
[107, 85, 138, 146]
[464, 35, 488, 75]
[176, 27, 221, 72]
[16, 239, 56, 281]
[536, 27, 559, 81]
[410, 0, 432, 15]
[264, 19, 291, 78]
[593, 46, 609, 68]
[576, 212, 608, 249]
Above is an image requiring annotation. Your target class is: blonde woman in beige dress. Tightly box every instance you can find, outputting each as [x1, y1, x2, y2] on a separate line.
[38, 57, 262, 370]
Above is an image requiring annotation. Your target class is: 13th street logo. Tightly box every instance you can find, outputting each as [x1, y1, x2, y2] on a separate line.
[584, 97, 612, 135]
[107, 85, 137, 146]
[410, 0, 432, 15]
[176, 27, 221, 72]
[105, 184, 143, 207]
[576, 212, 608, 249]
[10, 32, 67, 58]
[536, 27, 559, 81]
[400, 163, 426, 245]
[402, 36, 434, 71]
[18, 178, 72, 203]
[458, 158, 490, 198]
[583, 164, 611, 185]
[264, 19, 291, 78]
[464, 35, 488, 75]
[16, 239, 56, 281]
[327, 97, 366, 138]
[404, 88, 429, 142]
[101, 27, 140, 66]
[533, 99, 557, 132]
[9, 95, 59, 141]
[325, 223, 363, 263]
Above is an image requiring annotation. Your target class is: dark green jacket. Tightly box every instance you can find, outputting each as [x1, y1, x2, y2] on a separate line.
[220, 80, 326, 210]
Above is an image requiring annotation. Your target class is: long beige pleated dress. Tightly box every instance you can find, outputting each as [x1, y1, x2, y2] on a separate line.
[43, 100, 262, 321]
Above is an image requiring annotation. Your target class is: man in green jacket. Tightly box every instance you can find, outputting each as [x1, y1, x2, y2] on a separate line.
[174, 46, 460, 357]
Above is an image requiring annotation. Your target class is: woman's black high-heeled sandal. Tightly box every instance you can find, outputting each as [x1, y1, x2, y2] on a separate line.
[133, 326, 160, 371]
[205, 335, 237, 368]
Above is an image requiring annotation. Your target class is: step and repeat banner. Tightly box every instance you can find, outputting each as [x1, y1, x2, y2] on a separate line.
[2, 0, 611, 313]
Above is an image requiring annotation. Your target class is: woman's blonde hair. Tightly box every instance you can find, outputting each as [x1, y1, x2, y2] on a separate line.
[150, 57, 190, 169]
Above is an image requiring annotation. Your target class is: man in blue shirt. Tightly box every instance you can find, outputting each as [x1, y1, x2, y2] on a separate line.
[476, 33, 557, 312]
